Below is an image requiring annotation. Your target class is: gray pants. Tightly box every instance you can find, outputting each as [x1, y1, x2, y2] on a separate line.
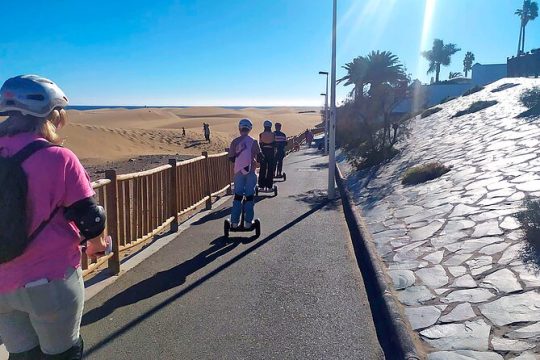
[0, 267, 84, 355]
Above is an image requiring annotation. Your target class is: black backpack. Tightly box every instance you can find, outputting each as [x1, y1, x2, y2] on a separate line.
[0, 140, 59, 264]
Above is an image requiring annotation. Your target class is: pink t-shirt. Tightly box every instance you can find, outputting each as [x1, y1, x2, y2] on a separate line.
[0, 133, 94, 293]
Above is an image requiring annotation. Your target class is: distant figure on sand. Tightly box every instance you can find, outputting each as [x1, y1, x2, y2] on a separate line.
[305, 129, 314, 147]
[259, 120, 276, 190]
[203, 123, 211, 142]
[0, 75, 109, 359]
[274, 122, 287, 177]
[182, 127, 186, 137]
[228, 119, 261, 229]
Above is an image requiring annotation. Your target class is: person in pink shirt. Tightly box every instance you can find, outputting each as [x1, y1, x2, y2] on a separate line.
[0, 75, 108, 359]
[227, 119, 261, 229]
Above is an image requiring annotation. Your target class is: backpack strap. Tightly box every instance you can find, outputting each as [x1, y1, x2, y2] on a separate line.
[11, 140, 59, 164]
[28, 207, 62, 242]
[10, 140, 63, 241]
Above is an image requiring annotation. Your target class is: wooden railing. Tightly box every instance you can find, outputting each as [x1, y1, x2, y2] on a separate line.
[285, 128, 325, 153]
[83, 151, 232, 277]
[83, 129, 320, 278]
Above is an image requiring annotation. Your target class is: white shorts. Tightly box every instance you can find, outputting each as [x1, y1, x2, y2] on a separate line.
[0, 267, 84, 355]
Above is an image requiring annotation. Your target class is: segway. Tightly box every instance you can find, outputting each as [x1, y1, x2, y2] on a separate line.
[274, 172, 287, 181]
[255, 185, 278, 197]
[224, 198, 261, 238]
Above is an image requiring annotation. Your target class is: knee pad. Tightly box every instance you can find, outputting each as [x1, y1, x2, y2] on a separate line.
[234, 194, 244, 201]
[244, 195, 254, 202]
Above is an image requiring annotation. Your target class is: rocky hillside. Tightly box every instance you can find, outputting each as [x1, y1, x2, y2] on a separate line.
[342, 78, 540, 359]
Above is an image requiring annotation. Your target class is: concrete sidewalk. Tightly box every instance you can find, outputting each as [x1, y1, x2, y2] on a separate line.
[80, 148, 383, 359]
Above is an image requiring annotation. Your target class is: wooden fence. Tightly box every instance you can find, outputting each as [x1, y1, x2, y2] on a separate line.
[83, 151, 232, 277]
[83, 129, 321, 278]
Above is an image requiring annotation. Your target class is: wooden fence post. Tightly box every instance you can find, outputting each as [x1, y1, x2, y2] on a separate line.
[224, 148, 233, 195]
[168, 159, 179, 232]
[105, 169, 121, 275]
[202, 151, 212, 210]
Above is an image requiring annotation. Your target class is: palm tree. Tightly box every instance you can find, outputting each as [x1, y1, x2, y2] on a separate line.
[337, 56, 368, 101]
[338, 51, 406, 101]
[463, 52, 475, 77]
[363, 51, 407, 91]
[516, 0, 539, 56]
[422, 39, 461, 83]
[449, 72, 463, 79]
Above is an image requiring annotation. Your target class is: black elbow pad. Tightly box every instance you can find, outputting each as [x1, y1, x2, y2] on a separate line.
[64, 197, 106, 239]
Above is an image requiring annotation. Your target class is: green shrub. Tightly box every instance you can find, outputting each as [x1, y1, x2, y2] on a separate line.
[439, 96, 456, 105]
[491, 83, 519, 93]
[421, 107, 442, 119]
[462, 85, 485, 97]
[453, 100, 498, 118]
[402, 162, 451, 185]
[345, 144, 399, 171]
[520, 87, 540, 109]
[516, 198, 540, 269]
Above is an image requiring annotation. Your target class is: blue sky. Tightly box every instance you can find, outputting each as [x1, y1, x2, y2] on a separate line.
[0, 0, 537, 106]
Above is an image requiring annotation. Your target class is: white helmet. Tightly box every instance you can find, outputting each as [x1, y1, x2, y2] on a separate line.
[0, 75, 69, 117]
[263, 120, 272, 128]
[239, 118, 253, 130]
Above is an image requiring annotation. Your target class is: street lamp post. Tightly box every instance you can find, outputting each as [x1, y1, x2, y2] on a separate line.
[318, 71, 329, 155]
[328, 0, 337, 200]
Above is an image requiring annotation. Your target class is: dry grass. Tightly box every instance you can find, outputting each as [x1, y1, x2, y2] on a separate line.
[516, 198, 540, 270]
[421, 107, 443, 119]
[491, 83, 519, 93]
[402, 162, 451, 185]
[517, 87, 540, 118]
[462, 85, 484, 97]
[453, 100, 498, 118]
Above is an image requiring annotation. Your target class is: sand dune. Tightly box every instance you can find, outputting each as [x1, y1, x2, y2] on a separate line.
[61, 106, 321, 164]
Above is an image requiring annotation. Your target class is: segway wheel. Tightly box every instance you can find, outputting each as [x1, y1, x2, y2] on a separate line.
[224, 219, 231, 238]
[273, 185, 278, 196]
[255, 187, 259, 196]
[254, 219, 261, 237]
[283, 173, 287, 181]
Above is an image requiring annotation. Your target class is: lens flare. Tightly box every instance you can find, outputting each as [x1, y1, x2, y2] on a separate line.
[413, 0, 437, 111]
[340, 0, 397, 53]
[417, 0, 437, 80]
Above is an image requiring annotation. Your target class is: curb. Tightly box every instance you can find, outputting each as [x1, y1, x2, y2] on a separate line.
[335, 165, 425, 360]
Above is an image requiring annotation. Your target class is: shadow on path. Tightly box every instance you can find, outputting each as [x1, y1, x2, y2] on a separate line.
[291, 190, 340, 211]
[191, 197, 269, 226]
[82, 237, 240, 326]
[83, 200, 328, 357]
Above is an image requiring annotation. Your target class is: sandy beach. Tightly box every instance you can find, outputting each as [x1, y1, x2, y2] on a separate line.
[59, 106, 321, 173]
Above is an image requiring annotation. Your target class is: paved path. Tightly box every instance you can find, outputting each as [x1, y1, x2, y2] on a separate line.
[81, 149, 383, 359]
[342, 78, 540, 359]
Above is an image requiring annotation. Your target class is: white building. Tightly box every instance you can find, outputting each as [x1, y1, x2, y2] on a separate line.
[471, 63, 507, 86]
[393, 63, 508, 115]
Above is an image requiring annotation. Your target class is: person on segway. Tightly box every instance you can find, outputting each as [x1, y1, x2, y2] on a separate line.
[274, 122, 287, 178]
[258, 120, 276, 190]
[227, 119, 261, 229]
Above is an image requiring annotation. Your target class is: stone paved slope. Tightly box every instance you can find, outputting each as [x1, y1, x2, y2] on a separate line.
[343, 78, 540, 359]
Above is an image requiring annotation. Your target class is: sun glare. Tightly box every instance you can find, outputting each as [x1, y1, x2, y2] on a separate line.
[417, 0, 437, 79]
[340, 0, 397, 54]
[412, 0, 437, 111]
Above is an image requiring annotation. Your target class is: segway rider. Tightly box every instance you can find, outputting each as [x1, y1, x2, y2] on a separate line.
[258, 120, 276, 190]
[228, 119, 261, 229]
[274, 122, 287, 177]
[0, 75, 109, 359]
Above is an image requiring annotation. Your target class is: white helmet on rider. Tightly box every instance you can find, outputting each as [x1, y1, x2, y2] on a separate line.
[0, 75, 69, 117]
[239, 118, 253, 130]
[263, 120, 272, 128]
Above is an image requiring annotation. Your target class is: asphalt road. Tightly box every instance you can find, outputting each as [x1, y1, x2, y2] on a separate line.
[81, 148, 384, 360]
